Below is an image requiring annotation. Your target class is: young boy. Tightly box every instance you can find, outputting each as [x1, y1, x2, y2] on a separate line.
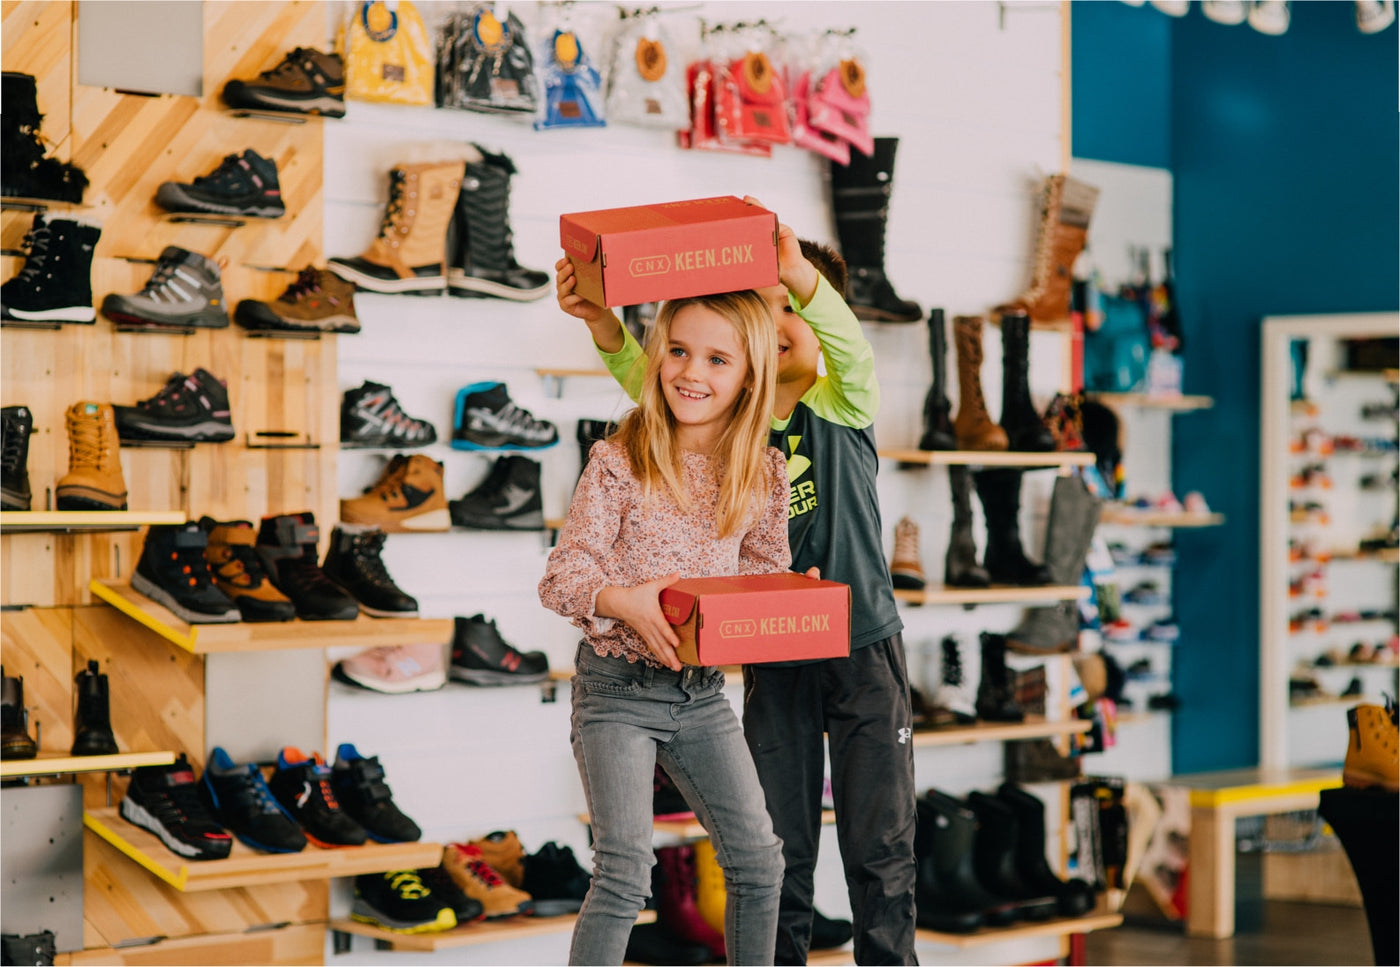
[554, 209, 917, 965]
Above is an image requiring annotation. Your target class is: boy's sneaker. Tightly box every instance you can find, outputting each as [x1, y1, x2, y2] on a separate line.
[131, 523, 241, 624]
[322, 524, 419, 616]
[448, 455, 545, 530]
[521, 841, 591, 916]
[199, 746, 307, 853]
[334, 643, 446, 694]
[442, 842, 534, 918]
[234, 266, 360, 334]
[340, 381, 436, 449]
[451, 382, 558, 450]
[255, 513, 360, 620]
[418, 865, 486, 925]
[330, 743, 422, 843]
[155, 149, 285, 219]
[200, 518, 296, 622]
[99, 247, 229, 330]
[113, 368, 235, 443]
[449, 614, 549, 685]
[119, 754, 233, 860]
[267, 746, 367, 848]
[340, 454, 450, 533]
[351, 870, 457, 934]
[222, 47, 346, 117]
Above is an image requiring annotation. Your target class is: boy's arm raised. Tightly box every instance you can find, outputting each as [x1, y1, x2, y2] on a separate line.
[797, 273, 881, 428]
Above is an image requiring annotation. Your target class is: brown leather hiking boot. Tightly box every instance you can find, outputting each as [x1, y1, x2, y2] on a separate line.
[1344, 699, 1398, 792]
[327, 161, 466, 294]
[234, 266, 359, 333]
[468, 830, 526, 889]
[889, 515, 926, 591]
[341, 454, 449, 533]
[201, 518, 296, 622]
[952, 316, 1008, 451]
[1011, 173, 1099, 327]
[56, 401, 127, 510]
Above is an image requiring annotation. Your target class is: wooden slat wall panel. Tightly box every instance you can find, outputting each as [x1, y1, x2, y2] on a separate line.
[1, 0, 73, 160]
[61, 923, 325, 966]
[0, 606, 75, 753]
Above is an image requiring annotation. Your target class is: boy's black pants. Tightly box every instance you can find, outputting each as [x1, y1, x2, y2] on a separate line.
[742, 635, 919, 965]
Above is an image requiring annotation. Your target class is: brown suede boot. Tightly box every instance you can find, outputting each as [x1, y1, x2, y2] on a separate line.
[340, 454, 449, 533]
[1013, 174, 1099, 326]
[889, 515, 926, 591]
[952, 316, 1008, 451]
[202, 518, 296, 622]
[55, 401, 127, 510]
[327, 161, 467, 294]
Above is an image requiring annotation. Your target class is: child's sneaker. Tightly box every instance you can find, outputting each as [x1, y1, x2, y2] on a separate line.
[442, 842, 534, 918]
[330, 743, 422, 843]
[120, 754, 232, 861]
[448, 614, 550, 685]
[267, 746, 367, 847]
[200, 746, 306, 853]
[351, 870, 457, 934]
[333, 643, 445, 694]
[451, 382, 558, 451]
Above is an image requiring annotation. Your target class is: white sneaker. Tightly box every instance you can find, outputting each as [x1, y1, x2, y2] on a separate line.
[334, 643, 447, 694]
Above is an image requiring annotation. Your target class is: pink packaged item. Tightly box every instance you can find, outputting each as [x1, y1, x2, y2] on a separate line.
[791, 69, 850, 164]
[807, 59, 873, 157]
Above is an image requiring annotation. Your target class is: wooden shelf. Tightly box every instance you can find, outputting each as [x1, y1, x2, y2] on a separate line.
[911, 716, 1091, 747]
[89, 580, 453, 654]
[1325, 368, 1400, 383]
[915, 909, 1123, 948]
[83, 807, 441, 892]
[0, 749, 175, 778]
[1099, 507, 1226, 527]
[535, 367, 610, 380]
[0, 510, 186, 533]
[578, 811, 836, 840]
[1330, 547, 1400, 564]
[894, 584, 1090, 606]
[880, 449, 1094, 468]
[329, 910, 656, 952]
[1088, 392, 1214, 411]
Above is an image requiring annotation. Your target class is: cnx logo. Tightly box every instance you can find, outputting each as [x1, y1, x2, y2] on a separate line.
[719, 619, 757, 638]
[630, 254, 671, 277]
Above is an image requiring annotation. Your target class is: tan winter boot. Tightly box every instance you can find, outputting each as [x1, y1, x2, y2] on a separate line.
[1012, 174, 1099, 326]
[56, 402, 127, 510]
[327, 161, 466, 294]
[889, 515, 926, 591]
[952, 316, 1008, 451]
[1343, 699, 1398, 792]
[340, 454, 449, 533]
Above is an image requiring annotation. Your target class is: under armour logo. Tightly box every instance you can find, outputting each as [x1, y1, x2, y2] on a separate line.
[897, 727, 912, 745]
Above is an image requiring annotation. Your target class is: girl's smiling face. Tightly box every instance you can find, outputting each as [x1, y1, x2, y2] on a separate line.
[660, 303, 751, 452]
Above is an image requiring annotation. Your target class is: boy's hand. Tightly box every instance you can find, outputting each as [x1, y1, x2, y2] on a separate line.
[742, 195, 818, 308]
[556, 256, 626, 354]
[596, 575, 683, 671]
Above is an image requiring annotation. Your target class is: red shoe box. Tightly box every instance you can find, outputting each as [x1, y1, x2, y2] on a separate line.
[559, 195, 778, 308]
[660, 572, 851, 667]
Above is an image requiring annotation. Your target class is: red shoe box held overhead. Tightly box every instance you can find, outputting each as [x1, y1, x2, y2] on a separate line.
[559, 195, 779, 308]
[660, 572, 851, 667]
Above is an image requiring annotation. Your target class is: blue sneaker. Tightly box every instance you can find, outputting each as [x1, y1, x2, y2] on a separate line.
[451, 382, 558, 451]
[200, 746, 306, 853]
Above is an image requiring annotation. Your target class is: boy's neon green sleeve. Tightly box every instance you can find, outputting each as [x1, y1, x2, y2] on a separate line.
[599, 329, 645, 403]
[794, 274, 880, 428]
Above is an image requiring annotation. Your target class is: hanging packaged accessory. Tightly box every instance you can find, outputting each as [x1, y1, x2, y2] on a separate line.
[438, 5, 538, 115]
[679, 24, 771, 158]
[791, 69, 849, 164]
[807, 54, 873, 156]
[605, 9, 688, 129]
[714, 25, 791, 146]
[536, 27, 606, 129]
[339, 1, 434, 105]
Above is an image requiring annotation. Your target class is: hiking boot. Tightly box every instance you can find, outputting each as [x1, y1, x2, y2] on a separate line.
[452, 382, 558, 450]
[328, 161, 465, 294]
[442, 842, 534, 918]
[351, 870, 457, 934]
[331, 743, 422, 843]
[322, 524, 418, 615]
[234, 266, 360, 334]
[448, 455, 544, 530]
[1343, 698, 1398, 792]
[469, 830, 526, 888]
[255, 512, 359, 620]
[0, 213, 99, 323]
[200, 518, 296, 622]
[522, 842, 590, 916]
[418, 865, 486, 925]
[953, 316, 1008, 451]
[340, 454, 450, 533]
[2, 71, 88, 203]
[56, 402, 127, 510]
[446, 146, 551, 301]
[449, 614, 549, 685]
[1, 669, 37, 760]
[340, 381, 435, 448]
[132, 523, 240, 623]
[333, 643, 446, 694]
[99, 247, 229, 330]
[1, 405, 33, 511]
[222, 47, 346, 117]
[120, 754, 233, 860]
[199, 746, 307, 853]
[70, 659, 118, 756]
[889, 515, 926, 591]
[267, 746, 367, 847]
[113, 368, 235, 443]
[155, 149, 285, 218]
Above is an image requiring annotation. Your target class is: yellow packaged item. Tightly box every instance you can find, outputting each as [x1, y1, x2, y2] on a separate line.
[339, 1, 433, 105]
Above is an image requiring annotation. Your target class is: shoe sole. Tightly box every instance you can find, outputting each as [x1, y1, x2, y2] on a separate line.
[333, 662, 445, 694]
[131, 570, 241, 623]
[326, 262, 445, 294]
[155, 187, 285, 219]
[54, 486, 127, 511]
[119, 794, 230, 860]
[5, 305, 97, 322]
[339, 506, 451, 533]
[102, 307, 229, 329]
[117, 419, 236, 443]
[445, 276, 551, 302]
[450, 437, 558, 452]
[350, 903, 456, 934]
[449, 667, 549, 686]
[448, 510, 545, 531]
[528, 898, 583, 917]
[226, 93, 346, 117]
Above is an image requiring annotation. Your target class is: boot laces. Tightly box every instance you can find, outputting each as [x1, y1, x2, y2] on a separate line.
[139, 373, 192, 412]
[350, 532, 395, 584]
[66, 408, 111, 471]
[261, 48, 311, 82]
[377, 170, 409, 237]
[387, 870, 431, 899]
[280, 267, 323, 303]
[1, 421, 26, 473]
[192, 154, 247, 191]
[14, 223, 52, 282]
[453, 845, 506, 887]
[894, 519, 919, 562]
[941, 637, 964, 688]
[140, 257, 187, 296]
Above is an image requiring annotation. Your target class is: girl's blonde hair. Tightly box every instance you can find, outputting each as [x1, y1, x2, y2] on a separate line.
[615, 290, 778, 539]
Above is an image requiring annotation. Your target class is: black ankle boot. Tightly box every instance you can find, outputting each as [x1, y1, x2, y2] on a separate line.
[996, 783, 1097, 916]
[1, 405, 33, 511]
[974, 469, 1053, 586]
[829, 137, 921, 323]
[917, 790, 1021, 929]
[945, 466, 990, 588]
[322, 524, 419, 617]
[71, 659, 118, 756]
[965, 791, 1060, 921]
[998, 309, 1056, 451]
[976, 632, 1023, 723]
[919, 308, 957, 451]
[1, 667, 38, 760]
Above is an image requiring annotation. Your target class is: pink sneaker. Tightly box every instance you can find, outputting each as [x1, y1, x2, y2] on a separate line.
[334, 643, 446, 694]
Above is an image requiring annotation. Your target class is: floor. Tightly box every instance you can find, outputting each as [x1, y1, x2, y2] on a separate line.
[1083, 900, 1376, 966]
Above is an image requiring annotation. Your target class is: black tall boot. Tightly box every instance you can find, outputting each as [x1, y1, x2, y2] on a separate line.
[999, 309, 1056, 452]
[965, 791, 1059, 921]
[1008, 474, 1103, 654]
[974, 469, 1052, 586]
[945, 467, 990, 588]
[829, 137, 921, 323]
[1, 667, 38, 760]
[919, 308, 957, 451]
[919, 790, 1021, 927]
[2, 71, 88, 203]
[2, 405, 33, 511]
[0, 213, 100, 324]
[446, 146, 550, 301]
[996, 783, 1097, 916]
[975, 632, 1023, 723]
[71, 659, 118, 756]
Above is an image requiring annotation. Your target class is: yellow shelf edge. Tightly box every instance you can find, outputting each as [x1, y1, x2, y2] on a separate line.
[88, 578, 199, 651]
[0, 749, 176, 778]
[83, 810, 189, 891]
[1187, 776, 1343, 808]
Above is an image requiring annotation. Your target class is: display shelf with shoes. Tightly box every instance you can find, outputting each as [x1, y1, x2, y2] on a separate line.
[894, 584, 1091, 607]
[82, 806, 440, 892]
[328, 909, 658, 953]
[1099, 505, 1226, 527]
[87, 579, 451, 654]
[1084, 392, 1215, 411]
[879, 448, 1094, 468]
[910, 716, 1092, 747]
[0, 509, 185, 533]
[576, 810, 837, 842]
[0, 749, 174, 779]
[914, 905, 1123, 949]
